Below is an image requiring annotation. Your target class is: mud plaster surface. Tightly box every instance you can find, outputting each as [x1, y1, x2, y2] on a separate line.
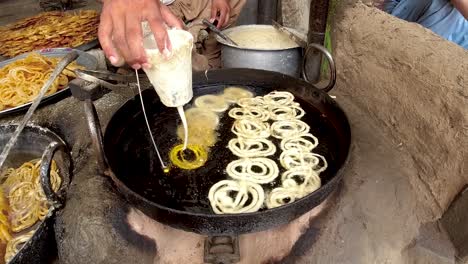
[332, 2, 467, 218]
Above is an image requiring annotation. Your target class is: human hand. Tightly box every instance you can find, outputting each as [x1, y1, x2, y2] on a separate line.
[98, 0, 184, 69]
[452, 0, 468, 19]
[210, 0, 231, 29]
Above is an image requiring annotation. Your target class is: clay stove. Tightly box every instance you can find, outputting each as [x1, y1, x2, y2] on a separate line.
[125, 195, 333, 264]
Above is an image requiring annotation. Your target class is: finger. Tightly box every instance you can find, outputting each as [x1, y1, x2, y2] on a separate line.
[98, 11, 119, 65]
[147, 13, 171, 55]
[224, 8, 231, 28]
[125, 13, 146, 68]
[218, 8, 227, 29]
[210, 5, 218, 22]
[161, 5, 184, 29]
[112, 13, 132, 67]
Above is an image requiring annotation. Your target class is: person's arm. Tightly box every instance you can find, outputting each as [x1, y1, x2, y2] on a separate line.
[98, 0, 183, 69]
[452, 0, 468, 19]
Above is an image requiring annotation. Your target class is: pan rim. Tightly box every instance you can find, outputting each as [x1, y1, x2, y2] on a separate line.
[103, 69, 352, 221]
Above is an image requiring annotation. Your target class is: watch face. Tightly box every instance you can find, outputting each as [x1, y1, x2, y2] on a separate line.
[160, 0, 176, 5]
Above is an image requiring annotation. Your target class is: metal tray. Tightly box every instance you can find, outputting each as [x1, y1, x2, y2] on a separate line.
[0, 48, 98, 118]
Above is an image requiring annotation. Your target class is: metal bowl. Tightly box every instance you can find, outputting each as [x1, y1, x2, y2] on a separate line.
[0, 124, 71, 264]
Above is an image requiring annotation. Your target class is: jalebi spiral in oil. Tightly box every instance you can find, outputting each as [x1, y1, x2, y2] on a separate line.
[226, 158, 279, 184]
[266, 167, 321, 209]
[268, 103, 305, 121]
[237, 96, 266, 108]
[228, 138, 276, 158]
[280, 133, 319, 152]
[184, 107, 219, 128]
[263, 91, 294, 105]
[176, 123, 217, 147]
[281, 167, 322, 195]
[171, 94, 228, 169]
[169, 144, 208, 170]
[208, 180, 264, 214]
[172, 107, 221, 169]
[222, 86, 254, 103]
[194, 94, 229, 112]
[228, 107, 270, 121]
[265, 186, 298, 209]
[271, 120, 310, 139]
[232, 118, 270, 139]
[280, 149, 328, 172]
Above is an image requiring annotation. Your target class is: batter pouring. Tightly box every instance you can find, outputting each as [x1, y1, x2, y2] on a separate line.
[142, 28, 193, 151]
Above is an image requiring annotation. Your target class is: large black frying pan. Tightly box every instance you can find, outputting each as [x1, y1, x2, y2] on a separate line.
[81, 69, 351, 236]
[0, 124, 71, 264]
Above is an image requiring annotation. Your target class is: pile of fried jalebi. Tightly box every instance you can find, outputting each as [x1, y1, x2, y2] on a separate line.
[0, 189, 11, 244]
[0, 52, 84, 111]
[0, 159, 62, 263]
[0, 10, 99, 57]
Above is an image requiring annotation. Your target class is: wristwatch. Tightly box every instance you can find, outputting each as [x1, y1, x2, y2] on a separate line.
[160, 0, 176, 5]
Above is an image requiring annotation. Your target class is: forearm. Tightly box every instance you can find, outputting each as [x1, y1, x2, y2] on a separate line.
[452, 0, 468, 19]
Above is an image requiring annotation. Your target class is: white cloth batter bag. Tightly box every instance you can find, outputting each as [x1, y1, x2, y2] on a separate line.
[142, 25, 194, 107]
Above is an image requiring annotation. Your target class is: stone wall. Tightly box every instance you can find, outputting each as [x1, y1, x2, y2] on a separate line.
[332, 2, 468, 218]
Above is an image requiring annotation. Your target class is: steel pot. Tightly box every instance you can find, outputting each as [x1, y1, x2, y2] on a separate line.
[216, 25, 335, 88]
[217, 25, 303, 77]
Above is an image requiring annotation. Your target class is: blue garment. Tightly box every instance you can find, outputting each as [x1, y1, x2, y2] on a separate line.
[384, 0, 468, 49]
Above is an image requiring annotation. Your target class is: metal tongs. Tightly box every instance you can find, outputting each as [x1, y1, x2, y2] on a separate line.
[271, 20, 308, 48]
[74, 69, 140, 88]
[72, 69, 153, 96]
[202, 19, 239, 46]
